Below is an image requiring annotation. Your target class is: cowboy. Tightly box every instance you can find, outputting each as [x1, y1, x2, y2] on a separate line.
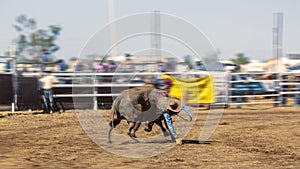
[153, 78, 193, 145]
[162, 97, 192, 145]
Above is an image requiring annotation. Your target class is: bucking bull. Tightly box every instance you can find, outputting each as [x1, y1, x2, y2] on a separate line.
[107, 84, 179, 143]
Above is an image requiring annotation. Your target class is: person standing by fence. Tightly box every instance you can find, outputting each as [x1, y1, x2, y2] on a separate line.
[39, 68, 59, 113]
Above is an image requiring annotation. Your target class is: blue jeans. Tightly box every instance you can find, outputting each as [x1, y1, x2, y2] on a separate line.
[162, 104, 192, 139]
[163, 111, 177, 138]
[42, 89, 55, 112]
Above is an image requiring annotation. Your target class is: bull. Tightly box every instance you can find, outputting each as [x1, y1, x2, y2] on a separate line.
[107, 85, 169, 143]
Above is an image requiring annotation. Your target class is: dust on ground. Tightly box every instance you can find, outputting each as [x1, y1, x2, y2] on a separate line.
[0, 106, 299, 169]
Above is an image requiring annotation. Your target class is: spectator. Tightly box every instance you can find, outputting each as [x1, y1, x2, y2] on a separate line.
[39, 68, 59, 113]
[75, 62, 85, 72]
[5, 59, 12, 72]
[95, 62, 105, 73]
[56, 59, 68, 71]
[107, 59, 117, 72]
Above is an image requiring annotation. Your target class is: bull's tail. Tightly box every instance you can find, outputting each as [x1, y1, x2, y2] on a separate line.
[107, 98, 121, 144]
[107, 103, 115, 143]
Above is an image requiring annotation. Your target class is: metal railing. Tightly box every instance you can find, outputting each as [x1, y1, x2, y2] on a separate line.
[2, 71, 299, 110]
[228, 72, 300, 107]
[49, 71, 300, 109]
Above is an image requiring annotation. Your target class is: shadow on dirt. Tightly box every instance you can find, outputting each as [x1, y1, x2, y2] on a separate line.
[32, 111, 49, 115]
[32, 111, 62, 115]
[181, 140, 212, 144]
[118, 139, 213, 145]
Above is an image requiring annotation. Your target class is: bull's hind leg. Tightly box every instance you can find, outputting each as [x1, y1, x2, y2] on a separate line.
[127, 122, 141, 143]
[107, 118, 121, 143]
[131, 122, 141, 137]
[128, 121, 141, 138]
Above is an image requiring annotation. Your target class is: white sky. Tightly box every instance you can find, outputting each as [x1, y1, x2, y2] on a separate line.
[0, 0, 299, 61]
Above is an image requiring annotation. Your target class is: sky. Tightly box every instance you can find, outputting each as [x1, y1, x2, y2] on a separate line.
[0, 0, 299, 62]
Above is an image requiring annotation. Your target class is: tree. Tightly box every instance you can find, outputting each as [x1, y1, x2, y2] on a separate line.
[183, 55, 194, 69]
[11, 14, 62, 62]
[231, 53, 250, 65]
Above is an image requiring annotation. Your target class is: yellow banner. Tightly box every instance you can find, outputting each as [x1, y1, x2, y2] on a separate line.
[162, 74, 215, 104]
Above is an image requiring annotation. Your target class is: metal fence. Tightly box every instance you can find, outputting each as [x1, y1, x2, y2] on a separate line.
[228, 72, 300, 108]
[1, 71, 300, 110]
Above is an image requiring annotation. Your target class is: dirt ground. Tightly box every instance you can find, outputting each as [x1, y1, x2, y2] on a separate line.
[0, 106, 299, 169]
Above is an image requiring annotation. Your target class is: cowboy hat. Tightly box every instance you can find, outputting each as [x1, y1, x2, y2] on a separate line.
[157, 97, 182, 113]
[166, 98, 182, 113]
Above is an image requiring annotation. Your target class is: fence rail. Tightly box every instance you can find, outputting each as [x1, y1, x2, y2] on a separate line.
[52, 71, 300, 109]
[1, 71, 300, 110]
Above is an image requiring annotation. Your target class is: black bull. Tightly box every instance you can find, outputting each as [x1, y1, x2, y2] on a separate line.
[107, 84, 170, 143]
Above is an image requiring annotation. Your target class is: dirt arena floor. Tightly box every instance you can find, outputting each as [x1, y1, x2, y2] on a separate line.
[0, 105, 299, 169]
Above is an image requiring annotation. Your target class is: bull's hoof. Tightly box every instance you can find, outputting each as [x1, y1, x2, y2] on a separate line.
[127, 132, 136, 138]
[107, 140, 112, 144]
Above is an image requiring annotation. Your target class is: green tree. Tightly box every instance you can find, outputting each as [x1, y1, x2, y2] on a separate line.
[183, 55, 194, 69]
[12, 14, 61, 62]
[231, 53, 250, 65]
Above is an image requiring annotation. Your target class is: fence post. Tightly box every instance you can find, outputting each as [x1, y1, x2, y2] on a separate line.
[225, 71, 232, 107]
[294, 76, 300, 106]
[277, 73, 282, 107]
[93, 86, 98, 110]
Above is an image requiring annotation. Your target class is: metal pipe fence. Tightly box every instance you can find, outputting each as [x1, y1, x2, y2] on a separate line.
[1, 71, 300, 110]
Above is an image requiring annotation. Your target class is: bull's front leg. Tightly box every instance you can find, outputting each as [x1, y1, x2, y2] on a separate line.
[144, 119, 170, 137]
[155, 120, 170, 137]
[144, 121, 154, 132]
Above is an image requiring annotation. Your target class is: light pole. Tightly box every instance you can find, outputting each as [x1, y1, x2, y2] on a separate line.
[108, 0, 117, 59]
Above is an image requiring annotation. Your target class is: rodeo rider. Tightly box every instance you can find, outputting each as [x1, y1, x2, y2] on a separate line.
[153, 78, 193, 145]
